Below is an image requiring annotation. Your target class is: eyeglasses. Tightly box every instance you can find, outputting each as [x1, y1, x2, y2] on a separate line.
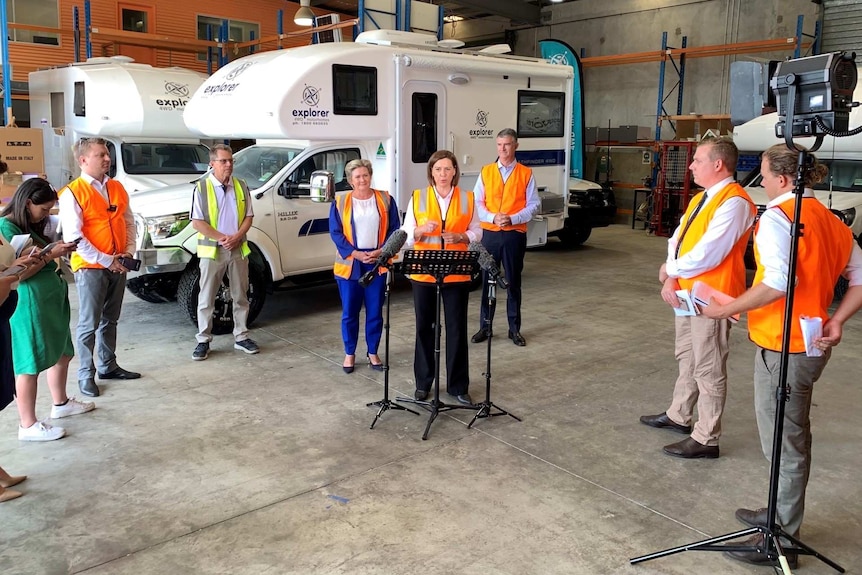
[213, 159, 234, 164]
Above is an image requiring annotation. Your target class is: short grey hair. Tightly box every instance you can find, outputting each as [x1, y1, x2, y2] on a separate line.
[496, 128, 518, 141]
[75, 137, 107, 158]
[209, 143, 233, 160]
[345, 158, 373, 180]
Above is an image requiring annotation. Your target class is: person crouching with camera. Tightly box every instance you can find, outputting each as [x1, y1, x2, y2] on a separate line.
[59, 137, 142, 399]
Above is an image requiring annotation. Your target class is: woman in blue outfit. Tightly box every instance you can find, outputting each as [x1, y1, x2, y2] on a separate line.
[329, 159, 400, 373]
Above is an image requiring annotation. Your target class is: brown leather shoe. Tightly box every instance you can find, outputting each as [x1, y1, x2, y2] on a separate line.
[736, 507, 769, 528]
[725, 534, 798, 569]
[662, 437, 719, 459]
[639, 412, 692, 434]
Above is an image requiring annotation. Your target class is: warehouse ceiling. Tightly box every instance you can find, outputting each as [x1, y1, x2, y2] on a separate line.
[309, 0, 577, 25]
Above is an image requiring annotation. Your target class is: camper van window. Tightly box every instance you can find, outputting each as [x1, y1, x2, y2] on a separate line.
[517, 91, 565, 138]
[750, 159, 862, 193]
[121, 144, 210, 176]
[332, 65, 377, 115]
[232, 145, 303, 190]
[412, 93, 438, 164]
[74, 82, 86, 117]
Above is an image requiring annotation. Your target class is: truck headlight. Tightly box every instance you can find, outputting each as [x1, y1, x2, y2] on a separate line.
[832, 207, 856, 227]
[145, 214, 191, 240]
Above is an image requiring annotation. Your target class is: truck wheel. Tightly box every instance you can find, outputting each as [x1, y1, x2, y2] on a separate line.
[559, 225, 591, 247]
[126, 274, 180, 303]
[176, 255, 269, 335]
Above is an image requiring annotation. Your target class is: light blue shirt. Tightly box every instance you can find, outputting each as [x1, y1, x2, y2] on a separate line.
[474, 160, 540, 226]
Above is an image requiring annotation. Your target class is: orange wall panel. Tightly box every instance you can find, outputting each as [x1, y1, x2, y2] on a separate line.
[7, 0, 351, 82]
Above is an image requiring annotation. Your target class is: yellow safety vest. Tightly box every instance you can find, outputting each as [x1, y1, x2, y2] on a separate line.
[195, 177, 251, 259]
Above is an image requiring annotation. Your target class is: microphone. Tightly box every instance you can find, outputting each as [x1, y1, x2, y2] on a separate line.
[469, 241, 508, 289]
[358, 229, 408, 287]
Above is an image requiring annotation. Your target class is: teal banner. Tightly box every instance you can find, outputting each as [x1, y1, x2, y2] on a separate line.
[539, 39, 585, 179]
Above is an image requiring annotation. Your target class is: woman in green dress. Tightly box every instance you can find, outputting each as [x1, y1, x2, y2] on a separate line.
[0, 178, 93, 442]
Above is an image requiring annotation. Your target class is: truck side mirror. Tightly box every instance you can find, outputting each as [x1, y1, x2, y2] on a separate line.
[309, 170, 335, 203]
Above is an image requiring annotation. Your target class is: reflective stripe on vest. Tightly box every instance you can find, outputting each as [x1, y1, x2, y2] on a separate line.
[195, 177, 251, 259]
[479, 162, 531, 233]
[410, 186, 474, 283]
[62, 177, 130, 272]
[676, 182, 755, 297]
[333, 190, 391, 280]
[748, 198, 854, 353]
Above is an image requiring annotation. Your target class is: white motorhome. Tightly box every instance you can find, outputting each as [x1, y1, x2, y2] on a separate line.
[129, 31, 608, 331]
[734, 65, 862, 241]
[29, 57, 211, 192]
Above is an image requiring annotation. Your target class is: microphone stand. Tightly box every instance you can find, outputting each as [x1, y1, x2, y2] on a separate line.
[367, 267, 419, 428]
[468, 273, 521, 428]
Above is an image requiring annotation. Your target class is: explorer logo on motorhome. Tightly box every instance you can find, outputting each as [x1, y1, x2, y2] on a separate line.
[470, 110, 493, 139]
[164, 82, 190, 98]
[292, 84, 330, 126]
[155, 82, 191, 111]
[203, 61, 255, 96]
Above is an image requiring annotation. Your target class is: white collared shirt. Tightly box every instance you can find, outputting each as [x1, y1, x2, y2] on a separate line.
[190, 175, 253, 236]
[665, 176, 755, 278]
[474, 160, 540, 225]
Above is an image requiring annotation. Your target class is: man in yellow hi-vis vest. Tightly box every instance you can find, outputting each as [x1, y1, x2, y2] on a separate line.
[190, 144, 258, 361]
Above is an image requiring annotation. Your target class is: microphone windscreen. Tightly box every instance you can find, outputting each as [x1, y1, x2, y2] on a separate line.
[380, 229, 408, 259]
[468, 241, 495, 272]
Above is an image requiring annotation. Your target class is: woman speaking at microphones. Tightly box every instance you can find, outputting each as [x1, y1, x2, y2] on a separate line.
[329, 159, 400, 374]
[400, 150, 483, 405]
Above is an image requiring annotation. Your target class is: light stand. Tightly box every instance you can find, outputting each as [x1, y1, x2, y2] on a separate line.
[467, 273, 521, 428]
[632, 57, 854, 573]
[367, 268, 419, 429]
[397, 249, 479, 440]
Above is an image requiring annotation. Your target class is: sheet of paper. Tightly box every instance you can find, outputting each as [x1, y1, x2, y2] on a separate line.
[799, 315, 824, 357]
[691, 280, 740, 323]
[673, 289, 697, 316]
[9, 234, 33, 258]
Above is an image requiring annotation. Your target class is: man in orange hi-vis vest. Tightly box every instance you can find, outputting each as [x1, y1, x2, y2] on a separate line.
[59, 138, 141, 399]
[471, 128, 540, 348]
[640, 137, 755, 459]
[704, 144, 862, 568]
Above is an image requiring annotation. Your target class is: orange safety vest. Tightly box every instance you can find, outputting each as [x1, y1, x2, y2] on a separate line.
[479, 162, 531, 233]
[748, 197, 854, 353]
[676, 182, 755, 297]
[61, 177, 130, 272]
[333, 190, 391, 280]
[409, 186, 474, 284]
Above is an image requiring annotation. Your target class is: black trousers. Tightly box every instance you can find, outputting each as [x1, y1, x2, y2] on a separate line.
[412, 281, 470, 396]
[479, 229, 527, 332]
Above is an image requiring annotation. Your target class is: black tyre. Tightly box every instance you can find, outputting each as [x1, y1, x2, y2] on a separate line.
[558, 225, 592, 247]
[176, 252, 269, 335]
[834, 276, 849, 301]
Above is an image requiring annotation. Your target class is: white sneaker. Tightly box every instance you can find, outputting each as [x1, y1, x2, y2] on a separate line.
[18, 421, 66, 442]
[51, 397, 96, 419]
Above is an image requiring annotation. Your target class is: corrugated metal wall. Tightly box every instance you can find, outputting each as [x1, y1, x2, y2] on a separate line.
[7, 0, 345, 82]
[822, 0, 862, 54]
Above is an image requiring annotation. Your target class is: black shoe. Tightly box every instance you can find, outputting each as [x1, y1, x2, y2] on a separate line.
[508, 331, 526, 346]
[342, 354, 355, 374]
[639, 412, 692, 434]
[367, 354, 384, 372]
[98, 366, 141, 380]
[662, 437, 719, 459]
[735, 507, 769, 528]
[414, 389, 429, 401]
[725, 534, 798, 569]
[192, 342, 209, 361]
[450, 393, 474, 406]
[471, 328, 492, 344]
[78, 378, 100, 397]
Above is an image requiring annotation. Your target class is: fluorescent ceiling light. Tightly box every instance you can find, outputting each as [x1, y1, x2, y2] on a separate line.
[444, 15, 464, 22]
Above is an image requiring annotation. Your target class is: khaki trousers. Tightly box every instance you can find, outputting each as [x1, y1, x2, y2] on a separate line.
[666, 314, 731, 446]
[196, 247, 250, 343]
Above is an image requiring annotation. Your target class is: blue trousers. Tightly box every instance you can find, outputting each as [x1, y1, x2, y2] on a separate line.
[336, 266, 386, 356]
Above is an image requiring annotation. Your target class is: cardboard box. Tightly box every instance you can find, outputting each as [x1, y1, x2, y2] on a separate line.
[0, 127, 45, 174]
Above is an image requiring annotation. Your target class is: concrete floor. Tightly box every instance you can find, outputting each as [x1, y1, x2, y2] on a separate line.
[1, 225, 860, 574]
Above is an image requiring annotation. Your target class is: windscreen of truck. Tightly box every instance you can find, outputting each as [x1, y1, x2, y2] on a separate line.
[122, 144, 211, 175]
[745, 159, 862, 193]
[231, 146, 303, 190]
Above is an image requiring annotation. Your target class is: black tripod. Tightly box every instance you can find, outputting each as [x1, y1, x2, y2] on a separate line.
[468, 273, 521, 428]
[367, 268, 419, 429]
[631, 140, 844, 572]
[397, 249, 479, 440]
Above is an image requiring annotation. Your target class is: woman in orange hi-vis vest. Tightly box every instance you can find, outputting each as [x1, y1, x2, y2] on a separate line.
[329, 159, 400, 374]
[400, 150, 483, 406]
